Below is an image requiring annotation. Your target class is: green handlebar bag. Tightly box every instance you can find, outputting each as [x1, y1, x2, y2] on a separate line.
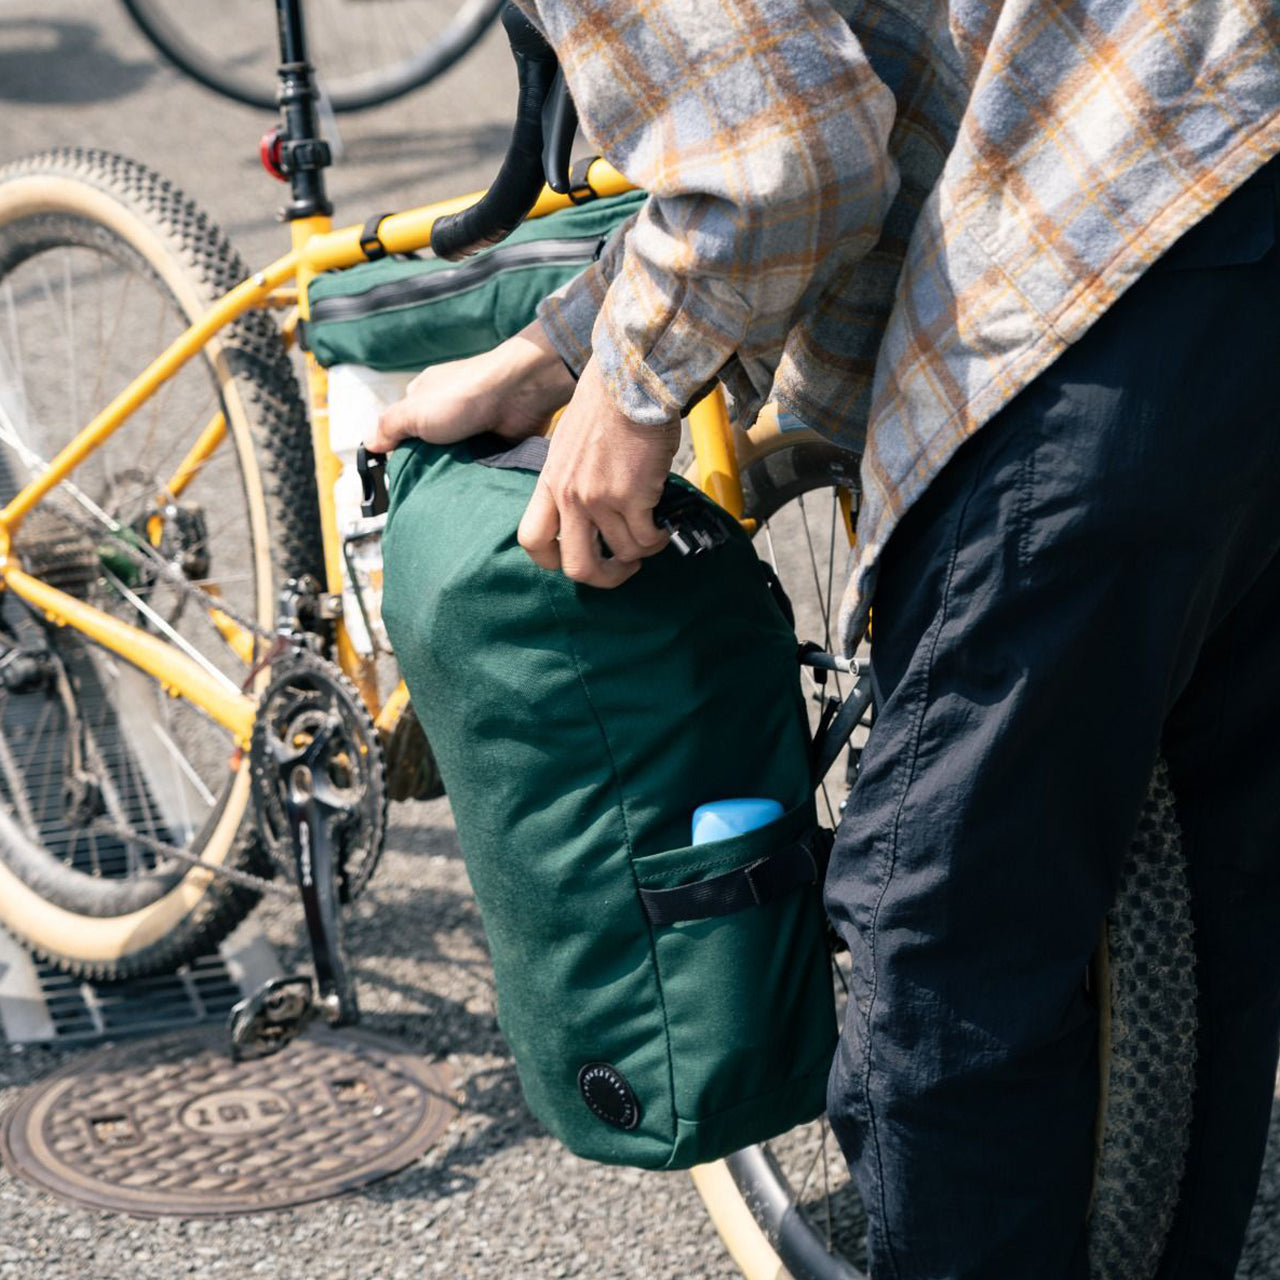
[380, 435, 837, 1169]
[306, 191, 646, 372]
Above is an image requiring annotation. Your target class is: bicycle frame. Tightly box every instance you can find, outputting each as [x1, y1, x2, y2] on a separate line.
[0, 0, 837, 752]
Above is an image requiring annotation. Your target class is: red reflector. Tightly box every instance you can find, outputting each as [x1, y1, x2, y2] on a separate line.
[259, 128, 286, 182]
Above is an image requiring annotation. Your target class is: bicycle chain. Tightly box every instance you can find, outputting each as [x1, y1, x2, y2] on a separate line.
[88, 819, 288, 897]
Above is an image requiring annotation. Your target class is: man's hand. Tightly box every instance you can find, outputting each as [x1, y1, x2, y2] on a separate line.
[518, 357, 679, 589]
[364, 319, 575, 453]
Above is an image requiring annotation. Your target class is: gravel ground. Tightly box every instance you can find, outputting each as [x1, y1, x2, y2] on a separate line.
[1, 5, 1278, 1279]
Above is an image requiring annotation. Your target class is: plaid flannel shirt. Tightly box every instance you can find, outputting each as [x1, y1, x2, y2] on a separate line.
[521, 0, 1280, 651]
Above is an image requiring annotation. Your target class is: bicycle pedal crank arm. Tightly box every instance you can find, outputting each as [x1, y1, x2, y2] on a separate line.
[286, 780, 360, 1029]
[228, 764, 362, 1060]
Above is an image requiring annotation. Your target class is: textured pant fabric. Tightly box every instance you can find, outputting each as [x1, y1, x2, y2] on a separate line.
[824, 154, 1280, 1280]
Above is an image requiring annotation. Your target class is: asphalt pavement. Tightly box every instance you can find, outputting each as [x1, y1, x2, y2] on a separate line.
[0, 4, 1277, 1279]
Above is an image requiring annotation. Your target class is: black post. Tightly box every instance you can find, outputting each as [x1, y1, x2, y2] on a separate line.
[274, 0, 333, 219]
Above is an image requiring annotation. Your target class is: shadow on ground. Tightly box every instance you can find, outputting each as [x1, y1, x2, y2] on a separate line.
[0, 19, 154, 104]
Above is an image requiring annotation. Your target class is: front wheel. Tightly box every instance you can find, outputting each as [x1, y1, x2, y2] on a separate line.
[121, 0, 504, 113]
[693, 435, 1197, 1280]
[0, 149, 324, 979]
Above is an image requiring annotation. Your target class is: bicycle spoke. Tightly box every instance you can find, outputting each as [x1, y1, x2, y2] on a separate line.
[819, 778, 837, 828]
[150, 719, 217, 808]
[788, 1121, 829, 1207]
[762, 520, 779, 573]
[797, 493, 834, 655]
[0, 706, 38, 838]
[821, 1115, 834, 1253]
[826, 493, 847, 706]
[101, 566, 243, 697]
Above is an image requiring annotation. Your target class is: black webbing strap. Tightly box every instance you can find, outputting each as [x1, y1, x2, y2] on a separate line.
[567, 156, 597, 205]
[475, 434, 737, 558]
[475, 434, 550, 472]
[638, 829, 833, 927]
[360, 212, 393, 260]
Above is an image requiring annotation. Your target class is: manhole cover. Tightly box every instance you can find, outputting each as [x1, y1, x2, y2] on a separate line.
[0, 1026, 454, 1216]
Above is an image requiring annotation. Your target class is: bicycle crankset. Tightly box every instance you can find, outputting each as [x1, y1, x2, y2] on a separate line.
[249, 648, 387, 900]
[231, 651, 387, 1060]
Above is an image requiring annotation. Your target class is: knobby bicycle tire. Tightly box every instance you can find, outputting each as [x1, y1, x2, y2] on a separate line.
[120, 0, 505, 113]
[0, 149, 323, 979]
[692, 436, 1197, 1280]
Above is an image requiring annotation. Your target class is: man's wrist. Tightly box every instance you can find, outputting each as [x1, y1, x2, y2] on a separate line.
[489, 320, 577, 439]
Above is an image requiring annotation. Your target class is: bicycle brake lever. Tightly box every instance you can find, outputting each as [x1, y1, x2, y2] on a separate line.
[541, 69, 579, 195]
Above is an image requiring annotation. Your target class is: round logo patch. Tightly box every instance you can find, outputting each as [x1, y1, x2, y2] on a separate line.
[578, 1062, 641, 1131]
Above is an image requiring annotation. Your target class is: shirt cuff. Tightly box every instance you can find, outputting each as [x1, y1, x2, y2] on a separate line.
[590, 257, 749, 428]
[536, 260, 605, 380]
[535, 209, 638, 379]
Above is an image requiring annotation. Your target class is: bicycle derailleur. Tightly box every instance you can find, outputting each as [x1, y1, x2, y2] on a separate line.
[229, 632, 387, 1061]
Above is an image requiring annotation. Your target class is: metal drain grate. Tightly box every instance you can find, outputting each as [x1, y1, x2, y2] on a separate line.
[0, 923, 281, 1047]
[35, 954, 244, 1044]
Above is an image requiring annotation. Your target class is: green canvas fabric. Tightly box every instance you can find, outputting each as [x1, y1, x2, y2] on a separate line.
[306, 191, 646, 371]
[380, 437, 837, 1169]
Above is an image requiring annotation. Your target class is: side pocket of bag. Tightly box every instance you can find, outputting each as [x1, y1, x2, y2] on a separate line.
[631, 800, 838, 1170]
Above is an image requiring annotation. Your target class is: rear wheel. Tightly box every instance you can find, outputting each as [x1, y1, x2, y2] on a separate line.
[694, 436, 1197, 1280]
[0, 149, 323, 978]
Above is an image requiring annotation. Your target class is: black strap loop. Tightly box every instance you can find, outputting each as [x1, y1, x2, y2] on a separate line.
[567, 156, 597, 205]
[474, 434, 736, 557]
[360, 212, 392, 261]
[638, 829, 833, 926]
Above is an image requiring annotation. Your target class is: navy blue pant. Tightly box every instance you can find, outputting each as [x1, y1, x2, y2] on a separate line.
[825, 154, 1280, 1280]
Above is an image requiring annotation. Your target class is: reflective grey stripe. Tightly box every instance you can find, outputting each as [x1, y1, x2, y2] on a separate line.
[309, 236, 602, 324]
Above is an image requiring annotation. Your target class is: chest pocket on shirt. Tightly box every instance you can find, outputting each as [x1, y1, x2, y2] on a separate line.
[1152, 178, 1277, 273]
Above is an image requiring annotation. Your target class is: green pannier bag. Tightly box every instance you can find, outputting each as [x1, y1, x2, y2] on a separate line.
[381, 434, 838, 1170]
[306, 191, 646, 371]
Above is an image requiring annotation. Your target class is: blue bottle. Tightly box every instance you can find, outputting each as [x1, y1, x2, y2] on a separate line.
[691, 798, 785, 845]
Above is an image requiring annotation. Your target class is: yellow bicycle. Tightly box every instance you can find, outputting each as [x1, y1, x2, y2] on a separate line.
[0, 3, 1195, 1276]
[0, 1, 872, 1273]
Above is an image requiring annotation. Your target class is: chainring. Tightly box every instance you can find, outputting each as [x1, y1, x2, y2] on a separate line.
[249, 649, 387, 902]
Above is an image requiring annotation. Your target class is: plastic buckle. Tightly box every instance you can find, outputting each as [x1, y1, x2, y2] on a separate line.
[655, 506, 731, 557]
[357, 447, 388, 518]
